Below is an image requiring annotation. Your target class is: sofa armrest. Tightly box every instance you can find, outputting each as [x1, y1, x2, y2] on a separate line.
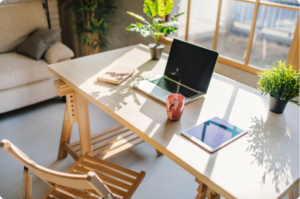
[44, 41, 74, 64]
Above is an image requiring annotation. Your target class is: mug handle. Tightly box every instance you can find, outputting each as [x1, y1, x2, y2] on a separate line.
[169, 104, 175, 120]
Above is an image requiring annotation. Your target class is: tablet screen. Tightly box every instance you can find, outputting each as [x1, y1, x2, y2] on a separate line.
[183, 117, 245, 152]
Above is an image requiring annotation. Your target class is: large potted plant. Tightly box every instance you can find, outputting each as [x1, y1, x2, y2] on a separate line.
[126, 0, 184, 60]
[59, 0, 117, 55]
[257, 61, 300, 114]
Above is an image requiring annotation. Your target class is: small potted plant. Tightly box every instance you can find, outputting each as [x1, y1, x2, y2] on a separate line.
[257, 61, 299, 114]
[126, 0, 184, 60]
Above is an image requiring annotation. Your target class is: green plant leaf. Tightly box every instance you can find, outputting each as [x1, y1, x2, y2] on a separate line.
[164, 20, 179, 26]
[143, 0, 157, 18]
[127, 12, 146, 22]
[61, 0, 117, 50]
[171, 12, 184, 21]
[153, 18, 164, 29]
[85, 37, 90, 45]
[126, 0, 183, 44]
[141, 31, 152, 37]
[153, 18, 179, 35]
[126, 24, 140, 32]
[126, 23, 153, 37]
[257, 60, 300, 104]
[91, 17, 96, 28]
[153, 18, 164, 24]
[97, 18, 104, 27]
[155, 0, 165, 17]
[137, 22, 144, 28]
[290, 99, 300, 106]
[164, 0, 173, 15]
[153, 32, 163, 37]
[159, 26, 177, 34]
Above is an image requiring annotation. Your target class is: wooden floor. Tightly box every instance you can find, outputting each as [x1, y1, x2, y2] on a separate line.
[0, 98, 295, 199]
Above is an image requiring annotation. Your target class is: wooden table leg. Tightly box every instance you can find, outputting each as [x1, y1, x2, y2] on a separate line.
[75, 91, 93, 156]
[54, 79, 144, 160]
[289, 189, 293, 199]
[195, 178, 208, 199]
[57, 105, 73, 160]
[195, 178, 220, 199]
[55, 80, 92, 158]
[156, 149, 163, 157]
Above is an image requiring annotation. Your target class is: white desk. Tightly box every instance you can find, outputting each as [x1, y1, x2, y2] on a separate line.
[48, 44, 299, 199]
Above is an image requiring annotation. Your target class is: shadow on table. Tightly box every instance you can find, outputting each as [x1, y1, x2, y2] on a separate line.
[91, 50, 163, 111]
[246, 112, 294, 193]
[91, 66, 150, 109]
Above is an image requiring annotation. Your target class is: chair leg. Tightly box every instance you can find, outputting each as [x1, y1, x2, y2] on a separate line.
[23, 167, 32, 199]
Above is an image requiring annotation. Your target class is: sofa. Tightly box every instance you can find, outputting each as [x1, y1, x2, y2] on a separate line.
[0, 2, 74, 114]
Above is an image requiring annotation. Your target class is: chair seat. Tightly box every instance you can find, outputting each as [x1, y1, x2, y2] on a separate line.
[43, 153, 145, 199]
[0, 140, 145, 199]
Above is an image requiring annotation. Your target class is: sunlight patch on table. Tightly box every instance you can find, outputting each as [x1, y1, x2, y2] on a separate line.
[195, 78, 235, 125]
[228, 88, 268, 130]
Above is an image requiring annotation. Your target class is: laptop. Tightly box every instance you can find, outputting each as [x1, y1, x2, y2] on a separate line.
[133, 39, 219, 104]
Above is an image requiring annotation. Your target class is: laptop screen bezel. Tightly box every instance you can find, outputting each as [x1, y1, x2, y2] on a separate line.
[163, 39, 219, 94]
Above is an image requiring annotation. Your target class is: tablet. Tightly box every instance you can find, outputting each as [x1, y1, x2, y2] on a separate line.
[181, 117, 247, 153]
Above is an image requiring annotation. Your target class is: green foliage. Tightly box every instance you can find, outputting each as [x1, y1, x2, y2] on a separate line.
[127, 12, 146, 22]
[59, 0, 116, 52]
[257, 61, 300, 105]
[164, 0, 174, 15]
[143, 0, 174, 18]
[171, 12, 184, 21]
[156, 0, 165, 17]
[143, 0, 157, 18]
[126, 0, 183, 46]
[126, 23, 153, 37]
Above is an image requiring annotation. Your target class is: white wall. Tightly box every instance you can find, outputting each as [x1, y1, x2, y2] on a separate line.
[0, 0, 60, 30]
[0, 0, 35, 4]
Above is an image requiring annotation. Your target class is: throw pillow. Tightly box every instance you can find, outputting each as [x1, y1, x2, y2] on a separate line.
[44, 41, 74, 64]
[17, 29, 61, 60]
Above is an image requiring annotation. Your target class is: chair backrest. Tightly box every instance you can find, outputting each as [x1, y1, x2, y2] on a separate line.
[0, 2, 48, 54]
[0, 139, 115, 199]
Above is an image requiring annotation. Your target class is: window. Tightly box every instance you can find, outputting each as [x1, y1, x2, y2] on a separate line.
[161, 0, 299, 74]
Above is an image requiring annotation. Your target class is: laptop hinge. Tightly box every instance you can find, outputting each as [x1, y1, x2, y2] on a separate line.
[163, 75, 203, 94]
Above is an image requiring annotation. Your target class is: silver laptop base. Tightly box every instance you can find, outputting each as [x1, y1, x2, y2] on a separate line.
[133, 77, 205, 104]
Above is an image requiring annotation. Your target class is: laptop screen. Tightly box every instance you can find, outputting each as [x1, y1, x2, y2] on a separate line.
[164, 39, 219, 93]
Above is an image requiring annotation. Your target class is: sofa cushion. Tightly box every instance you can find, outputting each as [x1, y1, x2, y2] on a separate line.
[0, 52, 55, 91]
[0, 2, 48, 54]
[44, 41, 74, 64]
[17, 29, 61, 60]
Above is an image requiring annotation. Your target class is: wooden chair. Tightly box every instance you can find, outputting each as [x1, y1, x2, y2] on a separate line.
[0, 139, 145, 199]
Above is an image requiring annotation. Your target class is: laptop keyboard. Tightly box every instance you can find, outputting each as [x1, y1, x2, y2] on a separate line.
[149, 77, 199, 98]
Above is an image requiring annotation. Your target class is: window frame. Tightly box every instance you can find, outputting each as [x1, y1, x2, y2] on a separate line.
[160, 0, 300, 74]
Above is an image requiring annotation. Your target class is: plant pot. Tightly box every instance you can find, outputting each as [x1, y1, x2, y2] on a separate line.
[269, 95, 288, 114]
[148, 43, 164, 60]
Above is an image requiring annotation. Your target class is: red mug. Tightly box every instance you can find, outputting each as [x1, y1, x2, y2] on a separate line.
[166, 94, 185, 121]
